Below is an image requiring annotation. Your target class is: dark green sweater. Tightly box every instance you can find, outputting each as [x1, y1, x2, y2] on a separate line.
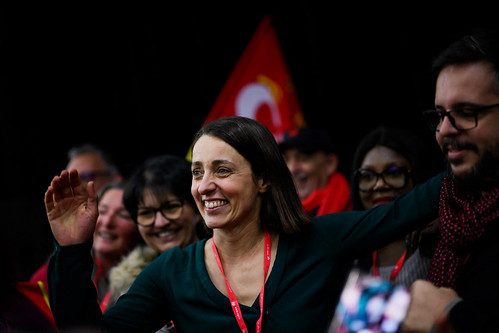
[48, 172, 444, 332]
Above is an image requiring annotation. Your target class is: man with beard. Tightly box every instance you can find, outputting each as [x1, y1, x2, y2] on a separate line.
[401, 29, 499, 333]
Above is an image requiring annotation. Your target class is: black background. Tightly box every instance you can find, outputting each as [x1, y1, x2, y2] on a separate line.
[1, 4, 494, 280]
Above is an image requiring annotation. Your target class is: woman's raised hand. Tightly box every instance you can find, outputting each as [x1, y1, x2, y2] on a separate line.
[45, 169, 98, 246]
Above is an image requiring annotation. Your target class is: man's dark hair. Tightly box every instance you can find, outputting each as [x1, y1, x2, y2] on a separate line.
[432, 28, 499, 94]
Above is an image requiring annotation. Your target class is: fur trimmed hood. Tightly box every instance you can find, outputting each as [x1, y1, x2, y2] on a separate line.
[109, 245, 158, 305]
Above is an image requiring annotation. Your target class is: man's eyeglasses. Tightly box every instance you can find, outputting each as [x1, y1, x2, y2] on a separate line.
[422, 103, 499, 132]
[354, 166, 411, 192]
[136, 199, 184, 227]
[79, 170, 111, 182]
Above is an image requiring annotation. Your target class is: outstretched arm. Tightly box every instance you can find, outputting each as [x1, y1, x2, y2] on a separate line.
[45, 169, 98, 245]
[47, 169, 103, 330]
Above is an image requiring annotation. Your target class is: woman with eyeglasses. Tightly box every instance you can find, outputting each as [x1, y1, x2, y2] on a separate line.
[106, 155, 210, 318]
[350, 126, 443, 286]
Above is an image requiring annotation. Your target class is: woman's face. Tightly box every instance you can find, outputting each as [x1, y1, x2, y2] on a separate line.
[359, 145, 414, 210]
[94, 188, 140, 259]
[137, 190, 201, 253]
[190, 135, 269, 231]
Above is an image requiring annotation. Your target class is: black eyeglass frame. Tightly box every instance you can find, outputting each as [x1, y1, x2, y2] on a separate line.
[354, 166, 412, 193]
[136, 198, 185, 227]
[422, 103, 499, 132]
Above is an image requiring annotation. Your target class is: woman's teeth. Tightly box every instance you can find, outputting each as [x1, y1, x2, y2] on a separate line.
[98, 232, 117, 240]
[157, 231, 174, 237]
[205, 200, 228, 209]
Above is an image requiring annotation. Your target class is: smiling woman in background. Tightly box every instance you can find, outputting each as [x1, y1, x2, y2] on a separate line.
[93, 181, 143, 309]
[350, 126, 441, 286]
[107, 155, 209, 310]
[30, 180, 141, 313]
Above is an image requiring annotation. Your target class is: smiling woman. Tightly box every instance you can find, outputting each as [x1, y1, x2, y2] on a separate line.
[44, 116, 445, 332]
[92, 182, 142, 309]
[191, 135, 270, 232]
[122, 154, 208, 254]
[190, 116, 310, 235]
[94, 182, 142, 264]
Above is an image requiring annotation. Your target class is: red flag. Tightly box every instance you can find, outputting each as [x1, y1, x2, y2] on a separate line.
[202, 15, 305, 143]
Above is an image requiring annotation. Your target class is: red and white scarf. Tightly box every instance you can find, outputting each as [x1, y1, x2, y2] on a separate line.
[427, 175, 499, 288]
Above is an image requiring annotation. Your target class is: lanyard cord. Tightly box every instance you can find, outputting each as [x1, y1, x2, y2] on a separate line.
[93, 256, 111, 312]
[211, 227, 271, 333]
[372, 249, 407, 282]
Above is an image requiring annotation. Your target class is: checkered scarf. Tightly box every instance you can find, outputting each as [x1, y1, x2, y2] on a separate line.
[427, 175, 499, 288]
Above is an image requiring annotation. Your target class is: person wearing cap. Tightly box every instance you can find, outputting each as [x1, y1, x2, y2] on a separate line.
[278, 127, 352, 217]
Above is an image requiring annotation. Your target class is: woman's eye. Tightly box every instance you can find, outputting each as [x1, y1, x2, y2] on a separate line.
[359, 172, 375, 181]
[217, 168, 231, 175]
[138, 210, 152, 217]
[118, 213, 132, 220]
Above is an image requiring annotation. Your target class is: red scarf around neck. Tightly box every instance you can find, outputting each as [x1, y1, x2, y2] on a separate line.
[301, 172, 352, 217]
[427, 175, 499, 288]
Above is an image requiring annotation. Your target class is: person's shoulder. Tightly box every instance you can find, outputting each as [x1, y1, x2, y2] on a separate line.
[110, 245, 158, 296]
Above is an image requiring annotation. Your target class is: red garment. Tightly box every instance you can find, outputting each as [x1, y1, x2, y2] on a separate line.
[15, 282, 55, 328]
[31, 257, 110, 312]
[30, 260, 49, 294]
[0, 281, 58, 333]
[427, 175, 499, 288]
[301, 172, 352, 217]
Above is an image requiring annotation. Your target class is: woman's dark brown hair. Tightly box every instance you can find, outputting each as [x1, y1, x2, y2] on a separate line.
[191, 116, 311, 234]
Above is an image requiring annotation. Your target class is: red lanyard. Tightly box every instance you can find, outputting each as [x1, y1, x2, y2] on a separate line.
[372, 249, 407, 282]
[100, 290, 111, 312]
[211, 227, 271, 333]
[93, 256, 110, 312]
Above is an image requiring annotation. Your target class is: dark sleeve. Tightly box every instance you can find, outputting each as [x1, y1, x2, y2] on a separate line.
[313, 172, 445, 258]
[49, 240, 173, 333]
[48, 240, 103, 331]
[448, 224, 499, 333]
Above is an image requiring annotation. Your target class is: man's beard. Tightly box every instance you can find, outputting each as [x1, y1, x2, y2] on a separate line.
[447, 139, 499, 191]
